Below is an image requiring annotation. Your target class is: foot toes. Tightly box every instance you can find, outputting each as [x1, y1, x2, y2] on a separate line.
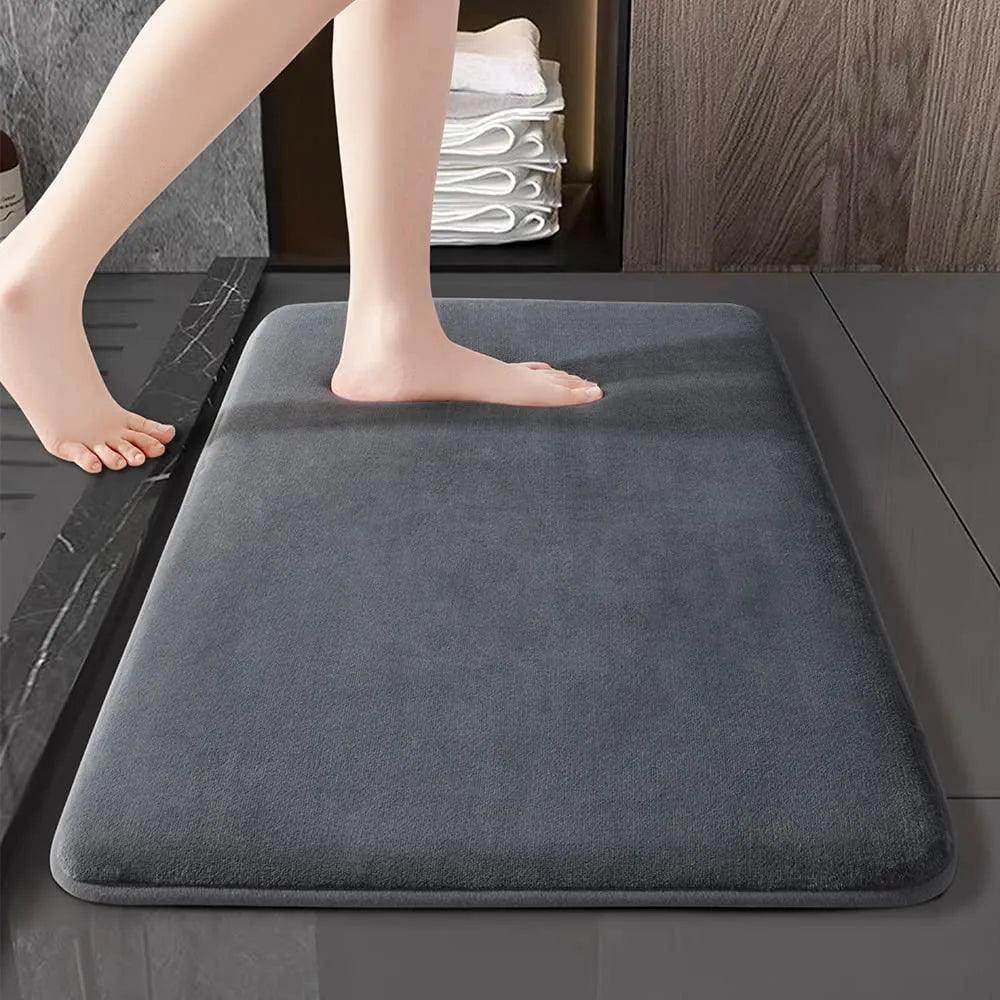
[570, 384, 603, 402]
[93, 443, 128, 471]
[111, 437, 145, 466]
[123, 430, 166, 458]
[126, 411, 175, 444]
[55, 441, 102, 474]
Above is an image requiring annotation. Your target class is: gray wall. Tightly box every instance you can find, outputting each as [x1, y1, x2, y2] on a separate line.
[2, 0, 268, 271]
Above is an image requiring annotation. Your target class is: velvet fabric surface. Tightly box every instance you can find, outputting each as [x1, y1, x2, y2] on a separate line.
[52, 300, 955, 907]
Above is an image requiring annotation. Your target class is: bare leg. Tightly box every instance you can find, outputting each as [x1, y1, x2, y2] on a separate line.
[329, 0, 601, 406]
[0, 0, 347, 471]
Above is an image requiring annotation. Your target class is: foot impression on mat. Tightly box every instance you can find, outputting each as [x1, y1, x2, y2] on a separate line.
[330, 310, 603, 407]
[0, 271, 176, 473]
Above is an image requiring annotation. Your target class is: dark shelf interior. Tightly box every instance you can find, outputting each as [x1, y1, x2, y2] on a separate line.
[261, 0, 629, 272]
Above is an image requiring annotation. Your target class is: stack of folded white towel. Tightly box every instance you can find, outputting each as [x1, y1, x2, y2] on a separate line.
[433, 19, 565, 246]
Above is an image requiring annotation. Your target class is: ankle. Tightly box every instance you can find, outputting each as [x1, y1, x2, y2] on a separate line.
[0, 264, 45, 317]
[0, 226, 90, 307]
[342, 296, 445, 354]
[0, 269, 87, 328]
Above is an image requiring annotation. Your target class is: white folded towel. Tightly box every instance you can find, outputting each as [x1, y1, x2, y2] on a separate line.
[447, 87, 546, 120]
[440, 118, 534, 156]
[432, 201, 556, 231]
[434, 164, 562, 207]
[438, 115, 565, 165]
[451, 19, 546, 97]
[439, 24, 561, 246]
[432, 214, 558, 245]
[443, 61, 563, 140]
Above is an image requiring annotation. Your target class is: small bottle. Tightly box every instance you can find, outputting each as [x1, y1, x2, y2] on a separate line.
[1, 130, 27, 240]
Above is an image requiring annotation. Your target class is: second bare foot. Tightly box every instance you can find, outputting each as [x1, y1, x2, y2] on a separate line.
[0, 262, 176, 474]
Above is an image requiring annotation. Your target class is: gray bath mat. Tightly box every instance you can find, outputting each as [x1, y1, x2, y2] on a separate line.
[52, 300, 954, 907]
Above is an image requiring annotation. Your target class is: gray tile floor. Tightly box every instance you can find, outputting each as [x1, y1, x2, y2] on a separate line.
[2, 272, 997, 999]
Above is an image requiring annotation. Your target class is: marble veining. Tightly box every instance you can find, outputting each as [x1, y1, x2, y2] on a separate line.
[0, 1, 268, 270]
[0, 257, 266, 834]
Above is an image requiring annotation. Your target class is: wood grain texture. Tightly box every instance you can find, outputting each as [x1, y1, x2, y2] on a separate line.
[623, 0, 716, 269]
[625, 0, 1000, 271]
[907, 1, 1000, 270]
[820, 0, 940, 268]
[625, 0, 840, 270]
[714, 1, 840, 268]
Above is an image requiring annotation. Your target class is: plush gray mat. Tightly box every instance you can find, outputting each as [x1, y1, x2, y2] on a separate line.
[52, 300, 955, 907]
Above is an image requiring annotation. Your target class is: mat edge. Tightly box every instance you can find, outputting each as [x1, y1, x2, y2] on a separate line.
[51, 844, 957, 910]
[255, 298, 765, 329]
[763, 317, 959, 890]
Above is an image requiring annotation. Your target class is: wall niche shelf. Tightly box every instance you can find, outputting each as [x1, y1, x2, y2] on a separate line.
[261, 0, 629, 272]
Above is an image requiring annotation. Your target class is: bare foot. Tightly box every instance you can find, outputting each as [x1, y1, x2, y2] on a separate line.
[331, 308, 602, 407]
[0, 266, 176, 474]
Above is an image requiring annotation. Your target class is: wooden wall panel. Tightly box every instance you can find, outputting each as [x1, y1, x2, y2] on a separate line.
[907, 1, 1000, 270]
[714, 1, 840, 268]
[624, 0, 1000, 272]
[820, 0, 941, 268]
[623, 0, 716, 269]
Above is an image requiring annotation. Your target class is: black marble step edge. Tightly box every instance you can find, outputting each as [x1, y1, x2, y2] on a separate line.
[0, 256, 267, 837]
